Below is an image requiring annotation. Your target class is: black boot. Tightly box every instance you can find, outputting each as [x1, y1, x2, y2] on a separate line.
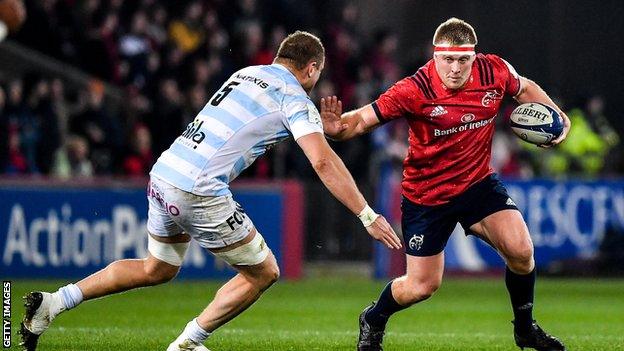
[513, 320, 566, 351]
[357, 303, 386, 351]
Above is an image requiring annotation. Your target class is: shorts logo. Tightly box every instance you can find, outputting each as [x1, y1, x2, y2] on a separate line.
[226, 203, 247, 230]
[506, 198, 516, 206]
[148, 182, 180, 216]
[408, 234, 424, 251]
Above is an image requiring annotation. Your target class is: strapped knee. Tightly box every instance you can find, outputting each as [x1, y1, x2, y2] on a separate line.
[148, 235, 190, 266]
[214, 231, 270, 266]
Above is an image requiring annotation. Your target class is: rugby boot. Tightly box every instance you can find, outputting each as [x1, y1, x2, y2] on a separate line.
[513, 320, 566, 351]
[19, 292, 65, 351]
[167, 334, 210, 351]
[357, 302, 386, 351]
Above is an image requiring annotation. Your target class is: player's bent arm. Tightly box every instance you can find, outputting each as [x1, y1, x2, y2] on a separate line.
[514, 76, 571, 144]
[296, 132, 368, 214]
[331, 104, 381, 141]
[515, 77, 560, 112]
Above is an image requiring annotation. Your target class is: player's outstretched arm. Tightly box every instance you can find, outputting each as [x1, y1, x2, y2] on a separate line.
[320, 97, 381, 141]
[296, 132, 402, 249]
[515, 76, 571, 146]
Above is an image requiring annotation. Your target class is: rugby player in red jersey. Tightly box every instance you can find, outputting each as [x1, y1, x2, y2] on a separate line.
[321, 18, 570, 351]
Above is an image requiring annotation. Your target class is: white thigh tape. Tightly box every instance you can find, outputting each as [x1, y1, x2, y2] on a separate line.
[148, 235, 190, 266]
[214, 232, 270, 266]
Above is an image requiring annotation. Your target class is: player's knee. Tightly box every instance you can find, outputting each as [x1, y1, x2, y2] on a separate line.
[258, 263, 280, 290]
[506, 245, 534, 274]
[415, 281, 441, 301]
[508, 258, 534, 274]
[404, 279, 440, 304]
[143, 259, 179, 285]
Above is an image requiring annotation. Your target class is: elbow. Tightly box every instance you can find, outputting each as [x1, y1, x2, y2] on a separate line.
[311, 157, 332, 174]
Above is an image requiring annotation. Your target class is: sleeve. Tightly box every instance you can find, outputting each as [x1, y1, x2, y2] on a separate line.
[283, 96, 323, 140]
[372, 77, 418, 123]
[490, 55, 522, 96]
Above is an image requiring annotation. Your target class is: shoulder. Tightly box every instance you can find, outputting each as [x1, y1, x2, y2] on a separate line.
[474, 54, 520, 85]
[479, 54, 518, 76]
[408, 61, 438, 100]
[384, 61, 434, 100]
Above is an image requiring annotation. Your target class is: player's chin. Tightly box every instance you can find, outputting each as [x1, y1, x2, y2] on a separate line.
[445, 80, 463, 89]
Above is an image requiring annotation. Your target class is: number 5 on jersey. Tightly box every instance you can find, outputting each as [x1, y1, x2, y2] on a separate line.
[210, 81, 240, 106]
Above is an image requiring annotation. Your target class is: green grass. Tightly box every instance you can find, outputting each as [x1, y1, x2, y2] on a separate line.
[7, 278, 624, 350]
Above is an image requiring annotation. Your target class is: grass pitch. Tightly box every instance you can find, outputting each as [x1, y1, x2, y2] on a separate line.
[7, 277, 624, 350]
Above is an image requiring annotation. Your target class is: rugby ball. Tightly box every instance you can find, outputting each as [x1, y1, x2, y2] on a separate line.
[509, 102, 563, 145]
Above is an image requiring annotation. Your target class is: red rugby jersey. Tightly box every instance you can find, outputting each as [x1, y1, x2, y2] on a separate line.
[373, 53, 521, 205]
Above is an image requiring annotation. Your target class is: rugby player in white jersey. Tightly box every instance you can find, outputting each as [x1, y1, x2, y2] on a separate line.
[19, 31, 402, 351]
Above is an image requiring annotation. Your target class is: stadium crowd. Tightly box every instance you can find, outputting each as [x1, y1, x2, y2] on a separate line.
[0, 0, 620, 180]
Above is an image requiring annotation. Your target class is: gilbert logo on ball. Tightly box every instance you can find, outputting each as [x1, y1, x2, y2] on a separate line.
[509, 102, 563, 145]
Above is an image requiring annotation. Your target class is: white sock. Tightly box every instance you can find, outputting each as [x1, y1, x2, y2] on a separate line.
[183, 318, 210, 344]
[57, 283, 83, 310]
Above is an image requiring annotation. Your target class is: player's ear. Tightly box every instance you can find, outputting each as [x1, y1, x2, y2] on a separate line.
[306, 60, 318, 78]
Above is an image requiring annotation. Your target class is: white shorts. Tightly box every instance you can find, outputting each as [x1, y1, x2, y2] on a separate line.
[147, 176, 254, 249]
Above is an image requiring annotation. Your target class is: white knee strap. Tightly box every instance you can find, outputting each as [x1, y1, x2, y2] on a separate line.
[148, 235, 190, 266]
[214, 232, 270, 266]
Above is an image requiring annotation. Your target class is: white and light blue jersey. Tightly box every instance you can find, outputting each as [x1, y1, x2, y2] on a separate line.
[150, 64, 323, 196]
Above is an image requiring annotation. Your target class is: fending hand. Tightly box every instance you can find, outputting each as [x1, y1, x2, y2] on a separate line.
[320, 96, 346, 137]
[365, 215, 402, 249]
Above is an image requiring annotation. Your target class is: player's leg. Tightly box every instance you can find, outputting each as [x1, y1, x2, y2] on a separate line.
[357, 253, 444, 351]
[198, 229, 279, 330]
[358, 196, 453, 351]
[20, 178, 189, 351]
[167, 192, 277, 351]
[168, 229, 277, 351]
[19, 233, 189, 351]
[469, 210, 536, 325]
[463, 175, 565, 350]
[78, 233, 190, 299]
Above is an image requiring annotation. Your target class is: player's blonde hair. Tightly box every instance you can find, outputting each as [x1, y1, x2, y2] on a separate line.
[276, 30, 325, 70]
[433, 18, 478, 46]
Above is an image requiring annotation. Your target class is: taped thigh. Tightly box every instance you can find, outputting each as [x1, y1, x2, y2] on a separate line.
[213, 231, 270, 266]
[148, 235, 190, 266]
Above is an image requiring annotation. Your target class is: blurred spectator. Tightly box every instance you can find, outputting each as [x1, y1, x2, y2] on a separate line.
[81, 10, 122, 83]
[122, 123, 153, 176]
[558, 106, 610, 177]
[6, 79, 40, 173]
[147, 77, 184, 156]
[184, 83, 208, 126]
[69, 80, 120, 174]
[146, 4, 169, 48]
[168, 1, 204, 54]
[370, 30, 401, 88]
[119, 10, 152, 88]
[5, 122, 29, 174]
[51, 135, 94, 178]
[585, 95, 620, 173]
[50, 78, 71, 142]
[28, 77, 61, 174]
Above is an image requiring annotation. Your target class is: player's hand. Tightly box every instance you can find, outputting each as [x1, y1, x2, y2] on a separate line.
[540, 110, 571, 148]
[365, 215, 403, 249]
[320, 96, 347, 137]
